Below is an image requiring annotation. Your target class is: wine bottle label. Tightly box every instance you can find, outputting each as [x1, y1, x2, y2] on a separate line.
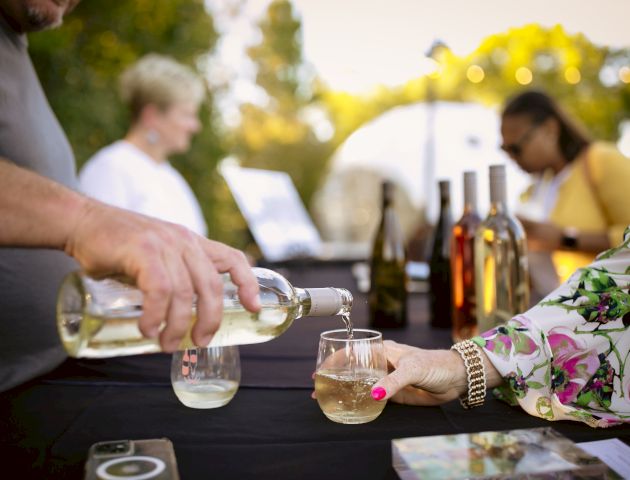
[306, 288, 343, 316]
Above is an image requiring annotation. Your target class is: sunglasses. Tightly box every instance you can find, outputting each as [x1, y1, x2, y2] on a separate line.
[501, 122, 541, 158]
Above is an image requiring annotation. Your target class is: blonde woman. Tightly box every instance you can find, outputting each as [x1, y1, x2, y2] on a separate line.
[79, 53, 208, 236]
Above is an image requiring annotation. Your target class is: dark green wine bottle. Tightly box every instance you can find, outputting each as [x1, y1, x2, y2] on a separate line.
[430, 180, 454, 328]
[369, 180, 408, 328]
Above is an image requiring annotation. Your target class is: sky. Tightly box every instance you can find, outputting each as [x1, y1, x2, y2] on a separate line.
[206, 0, 630, 105]
[294, 0, 630, 91]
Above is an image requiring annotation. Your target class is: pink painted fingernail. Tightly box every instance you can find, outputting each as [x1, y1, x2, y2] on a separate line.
[371, 387, 386, 401]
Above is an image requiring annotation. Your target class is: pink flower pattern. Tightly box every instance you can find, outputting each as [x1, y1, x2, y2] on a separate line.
[547, 328, 600, 404]
[478, 226, 630, 427]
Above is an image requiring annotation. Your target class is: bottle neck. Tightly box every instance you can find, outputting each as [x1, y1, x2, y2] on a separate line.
[463, 203, 477, 215]
[438, 181, 450, 206]
[463, 172, 478, 214]
[438, 197, 452, 225]
[489, 167, 507, 215]
[382, 181, 394, 209]
[489, 201, 506, 216]
[489, 190, 507, 215]
[297, 287, 353, 317]
[438, 181, 452, 222]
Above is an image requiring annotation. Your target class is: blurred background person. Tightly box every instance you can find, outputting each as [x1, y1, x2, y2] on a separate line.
[500, 90, 630, 290]
[79, 53, 208, 236]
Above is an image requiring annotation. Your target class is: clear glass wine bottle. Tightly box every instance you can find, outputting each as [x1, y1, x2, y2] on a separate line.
[57, 268, 353, 358]
[474, 165, 529, 333]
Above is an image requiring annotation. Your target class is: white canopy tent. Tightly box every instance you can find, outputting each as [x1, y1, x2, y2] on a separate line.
[312, 101, 531, 244]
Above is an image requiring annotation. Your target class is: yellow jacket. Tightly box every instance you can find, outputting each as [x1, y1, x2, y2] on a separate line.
[522, 142, 630, 282]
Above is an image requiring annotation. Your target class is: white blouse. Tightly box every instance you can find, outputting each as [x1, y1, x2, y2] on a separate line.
[79, 141, 207, 236]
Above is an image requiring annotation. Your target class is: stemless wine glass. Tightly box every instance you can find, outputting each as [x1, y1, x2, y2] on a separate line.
[314, 329, 388, 424]
[170, 346, 240, 409]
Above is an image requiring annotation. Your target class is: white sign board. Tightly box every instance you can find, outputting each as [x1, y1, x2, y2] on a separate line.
[221, 166, 323, 262]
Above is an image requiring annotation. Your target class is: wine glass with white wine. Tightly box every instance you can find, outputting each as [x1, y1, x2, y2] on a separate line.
[171, 346, 240, 409]
[314, 329, 387, 424]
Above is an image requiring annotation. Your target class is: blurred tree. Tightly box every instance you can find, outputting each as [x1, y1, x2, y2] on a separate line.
[451, 24, 630, 141]
[230, 0, 333, 208]
[322, 86, 415, 147]
[321, 24, 630, 148]
[27, 0, 240, 243]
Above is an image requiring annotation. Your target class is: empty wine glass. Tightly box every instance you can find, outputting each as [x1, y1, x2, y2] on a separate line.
[170, 346, 240, 409]
[314, 329, 387, 424]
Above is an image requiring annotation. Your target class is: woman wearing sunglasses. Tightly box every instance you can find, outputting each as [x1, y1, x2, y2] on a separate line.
[500, 90, 630, 287]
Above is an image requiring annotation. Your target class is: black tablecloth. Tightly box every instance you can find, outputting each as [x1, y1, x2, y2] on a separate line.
[1, 262, 629, 479]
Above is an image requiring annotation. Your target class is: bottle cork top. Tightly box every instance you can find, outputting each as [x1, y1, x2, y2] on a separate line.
[463, 171, 477, 208]
[489, 165, 506, 205]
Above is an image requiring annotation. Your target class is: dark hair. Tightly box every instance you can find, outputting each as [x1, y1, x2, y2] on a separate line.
[502, 90, 591, 162]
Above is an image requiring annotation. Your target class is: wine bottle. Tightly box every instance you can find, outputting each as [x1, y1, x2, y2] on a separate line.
[451, 171, 481, 342]
[474, 165, 530, 333]
[429, 180, 453, 328]
[57, 268, 353, 358]
[368, 180, 408, 328]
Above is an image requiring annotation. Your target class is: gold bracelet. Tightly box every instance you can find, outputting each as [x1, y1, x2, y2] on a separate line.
[451, 339, 486, 409]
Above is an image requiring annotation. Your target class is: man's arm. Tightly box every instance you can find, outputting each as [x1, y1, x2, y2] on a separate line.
[0, 158, 87, 248]
[0, 159, 260, 350]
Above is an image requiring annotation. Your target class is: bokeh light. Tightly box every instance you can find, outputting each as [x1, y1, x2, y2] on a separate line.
[564, 66, 581, 84]
[515, 67, 533, 85]
[620, 66, 630, 84]
[466, 65, 485, 83]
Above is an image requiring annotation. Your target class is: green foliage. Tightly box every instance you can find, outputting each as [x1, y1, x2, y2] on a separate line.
[30, 0, 218, 165]
[27, 0, 237, 242]
[247, 0, 303, 106]
[322, 24, 630, 147]
[453, 25, 630, 141]
[322, 84, 421, 147]
[230, 0, 333, 233]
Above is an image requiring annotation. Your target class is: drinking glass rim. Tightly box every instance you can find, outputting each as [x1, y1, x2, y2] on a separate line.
[320, 329, 382, 342]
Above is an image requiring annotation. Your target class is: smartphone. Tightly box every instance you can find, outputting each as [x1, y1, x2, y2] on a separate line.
[84, 438, 180, 480]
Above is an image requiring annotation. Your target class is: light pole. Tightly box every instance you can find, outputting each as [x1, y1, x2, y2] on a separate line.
[424, 40, 447, 228]
[408, 39, 448, 262]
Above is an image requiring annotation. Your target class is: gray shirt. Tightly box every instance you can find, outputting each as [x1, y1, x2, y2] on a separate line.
[0, 15, 78, 391]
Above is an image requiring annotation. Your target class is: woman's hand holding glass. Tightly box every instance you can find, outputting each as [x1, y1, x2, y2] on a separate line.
[369, 340, 502, 406]
[369, 341, 467, 405]
[314, 329, 387, 424]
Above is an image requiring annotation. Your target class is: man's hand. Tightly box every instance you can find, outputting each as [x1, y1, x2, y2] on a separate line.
[65, 200, 260, 352]
[0, 160, 260, 351]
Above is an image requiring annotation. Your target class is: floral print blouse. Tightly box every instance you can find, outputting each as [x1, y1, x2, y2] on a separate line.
[477, 226, 630, 428]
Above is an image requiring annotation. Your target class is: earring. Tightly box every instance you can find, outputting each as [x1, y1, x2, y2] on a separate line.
[146, 129, 160, 145]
